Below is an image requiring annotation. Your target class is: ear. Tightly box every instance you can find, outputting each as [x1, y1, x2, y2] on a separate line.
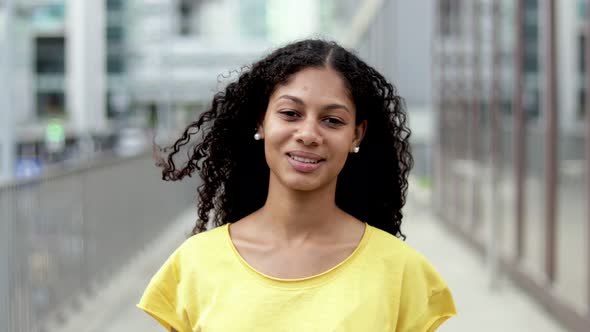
[353, 120, 367, 146]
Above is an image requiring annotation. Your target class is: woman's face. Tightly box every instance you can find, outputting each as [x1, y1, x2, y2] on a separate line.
[259, 66, 366, 192]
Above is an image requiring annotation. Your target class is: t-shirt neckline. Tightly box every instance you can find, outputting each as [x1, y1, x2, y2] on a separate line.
[224, 222, 373, 289]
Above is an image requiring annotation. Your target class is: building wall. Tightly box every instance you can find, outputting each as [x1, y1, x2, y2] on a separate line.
[13, 13, 35, 125]
[66, 0, 106, 133]
[391, 0, 434, 106]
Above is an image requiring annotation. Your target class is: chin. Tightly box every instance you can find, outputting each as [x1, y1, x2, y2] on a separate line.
[281, 178, 317, 191]
[281, 174, 333, 192]
[287, 182, 322, 192]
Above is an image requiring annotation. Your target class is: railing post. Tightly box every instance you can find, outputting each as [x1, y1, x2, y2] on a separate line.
[513, 0, 526, 262]
[543, 0, 558, 284]
[0, 191, 11, 332]
[585, 0, 590, 315]
[470, 0, 482, 232]
[488, 0, 503, 289]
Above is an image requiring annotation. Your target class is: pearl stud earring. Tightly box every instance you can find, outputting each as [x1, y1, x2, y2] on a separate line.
[254, 132, 262, 140]
[352, 146, 360, 153]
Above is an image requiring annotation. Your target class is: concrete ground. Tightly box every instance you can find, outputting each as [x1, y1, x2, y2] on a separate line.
[48, 191, 569, 332]
[404, 190, 568, 332]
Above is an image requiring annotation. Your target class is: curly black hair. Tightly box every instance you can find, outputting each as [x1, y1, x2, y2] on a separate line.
[156, 39, 413, 239]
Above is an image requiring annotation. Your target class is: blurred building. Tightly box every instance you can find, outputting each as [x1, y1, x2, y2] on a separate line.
[2, 0, 430, 172]
[3, 0, 111, 163]
[124, 0, 347, 142]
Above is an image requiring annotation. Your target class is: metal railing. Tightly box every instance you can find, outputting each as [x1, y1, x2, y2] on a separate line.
[0, 152, 197, 331]
[433, 1, 590, 331]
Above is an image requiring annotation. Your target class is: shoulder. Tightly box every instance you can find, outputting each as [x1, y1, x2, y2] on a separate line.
[181, 224, 227, 249]
[366, 226, 457, 330]
[367, 225, 447, 289]
[138, 227, 231, 332]
[170, 224, 229, 267]
[366, 225, 416, 261]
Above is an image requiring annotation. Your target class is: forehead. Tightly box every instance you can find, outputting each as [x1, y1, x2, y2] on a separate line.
[270, 67, 353, 104]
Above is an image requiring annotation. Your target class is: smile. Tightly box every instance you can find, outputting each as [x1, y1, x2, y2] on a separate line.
[286, 153, 325, 173]
[289, 155, 321, 164]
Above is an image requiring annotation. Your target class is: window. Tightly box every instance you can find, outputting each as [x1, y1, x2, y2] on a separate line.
[107, 56, 125, 74]
[107, 26, 124, 43]
[35, 37, 65, 74]
[178, 0, 196, 36]
[107, 0, 123, 11]
[579, 34, 586, 73]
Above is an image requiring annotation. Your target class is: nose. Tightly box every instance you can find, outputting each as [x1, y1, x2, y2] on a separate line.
[295, 119, 323, 146]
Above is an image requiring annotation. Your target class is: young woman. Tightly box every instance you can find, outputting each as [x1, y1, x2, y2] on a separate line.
[138, 39, 456, 331]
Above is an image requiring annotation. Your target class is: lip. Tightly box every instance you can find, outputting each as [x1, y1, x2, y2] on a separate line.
[286, 151, 325, 173]
[286, 151, 325, 161]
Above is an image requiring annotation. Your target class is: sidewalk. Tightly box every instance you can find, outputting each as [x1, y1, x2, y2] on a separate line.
[404, 188, 567, 332]
[50, 192, 568, 332]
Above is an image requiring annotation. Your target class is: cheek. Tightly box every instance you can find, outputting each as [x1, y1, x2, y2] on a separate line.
[263, 127, 290, 164]
[326, 141, 351, 166]
[332, 136, 356, 167]
[264, 118, 296, 147]
[334, 148, 351, 168]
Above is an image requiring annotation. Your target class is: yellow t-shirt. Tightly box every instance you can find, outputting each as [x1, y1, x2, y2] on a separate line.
[138, 223, 456, 332]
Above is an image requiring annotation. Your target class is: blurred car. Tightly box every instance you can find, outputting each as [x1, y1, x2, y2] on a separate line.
[15, 157, 44, 180]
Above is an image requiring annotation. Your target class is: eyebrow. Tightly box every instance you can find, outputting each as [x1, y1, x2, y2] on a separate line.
[277, 94, 351, 113]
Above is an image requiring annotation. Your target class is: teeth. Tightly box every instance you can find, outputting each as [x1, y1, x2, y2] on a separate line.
[290, 155, 320, 164]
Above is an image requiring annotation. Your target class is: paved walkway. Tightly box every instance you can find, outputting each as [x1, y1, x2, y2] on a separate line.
[50, 189, 569, 332]
[403, 188, 567, 332]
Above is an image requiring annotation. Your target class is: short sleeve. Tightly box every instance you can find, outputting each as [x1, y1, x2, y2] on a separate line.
[137, 246, 192, 332]
[395, 250, 457, 332]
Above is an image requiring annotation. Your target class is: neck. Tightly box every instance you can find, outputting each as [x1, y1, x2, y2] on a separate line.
[255, 175, 343, 244]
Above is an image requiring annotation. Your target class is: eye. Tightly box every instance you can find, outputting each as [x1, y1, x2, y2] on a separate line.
[323, 117, 346, 127]
[278, 110, 300, 120]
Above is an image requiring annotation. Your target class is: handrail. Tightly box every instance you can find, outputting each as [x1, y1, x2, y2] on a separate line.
[1, 151, 197, 330]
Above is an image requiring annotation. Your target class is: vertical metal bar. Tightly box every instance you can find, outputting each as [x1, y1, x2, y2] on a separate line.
[433, 0, 444, 215]
[456, 0, 467, 227]
[464, 0, 474, 230]
[439, 0, 450, 221]
[543, 0, 558, 284]
[0, 190, 11, 332]
[471, 0, 482, 231]
[513, 0, 526, 261]
[488, 0, 502, 289]
[586, 0, 590, 315]
[440, 0, 450, 222]
[440, 0, 452, 221]
[447, 1, 457, 225]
